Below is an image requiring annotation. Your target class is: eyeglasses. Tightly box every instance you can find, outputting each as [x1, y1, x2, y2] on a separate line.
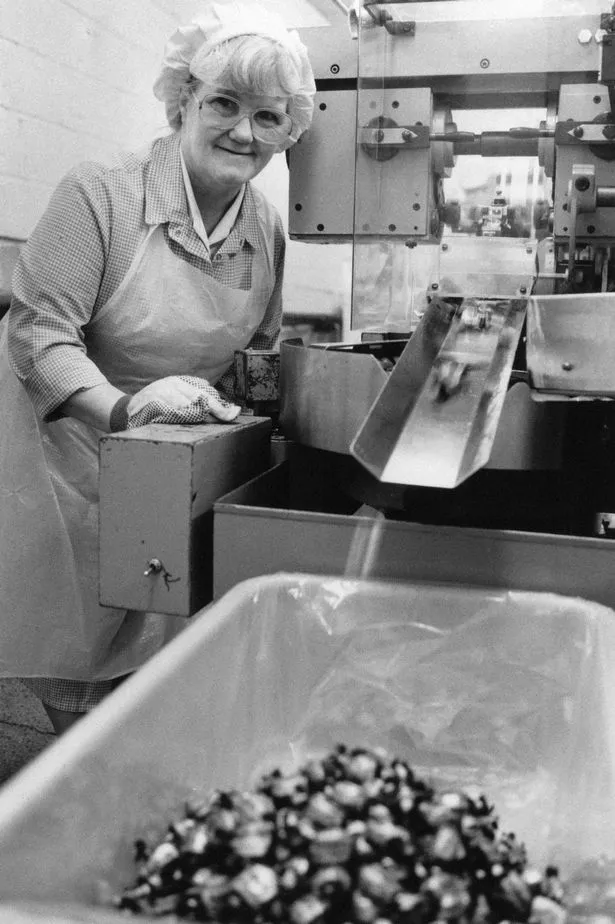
[194, 92, 293, 145]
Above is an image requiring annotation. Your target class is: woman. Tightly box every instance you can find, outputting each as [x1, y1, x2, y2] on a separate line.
[0, 1, 315, 734]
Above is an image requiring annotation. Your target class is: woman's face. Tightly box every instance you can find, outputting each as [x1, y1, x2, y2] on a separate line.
[180, 85, 290, 199]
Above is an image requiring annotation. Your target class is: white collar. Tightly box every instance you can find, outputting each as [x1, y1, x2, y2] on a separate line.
[179, 149, 245, 253]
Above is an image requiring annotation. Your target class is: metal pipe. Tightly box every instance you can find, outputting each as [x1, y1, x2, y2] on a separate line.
[597, 187, 615, 207]
[452, 133, 540, 157]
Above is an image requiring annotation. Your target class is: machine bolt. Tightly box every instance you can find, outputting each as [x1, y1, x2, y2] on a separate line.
[587, 225, 596, 233]
[575, 176, 591, 190]
[401, 129, 413, 142]
[519, 286, 527, 295]
[412, 202, 421, 211]
[144, 558, 163, 576]
[431, 283, 439, 290]
[442, 243, 449, 251]
[596, 29, 608, 44]
[480, 58, 490, 68]
[577, 28, 593, 44]
[603, 123, 615, 139]
[375, 129, 385, 142]
[562, 361, 574, 371]
[526, 246, 533, 254]
[330, 63, 340, 74]
[573, 126, 584, 138]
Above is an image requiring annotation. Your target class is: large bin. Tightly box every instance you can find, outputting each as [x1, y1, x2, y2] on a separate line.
[0, 573, 614, 916]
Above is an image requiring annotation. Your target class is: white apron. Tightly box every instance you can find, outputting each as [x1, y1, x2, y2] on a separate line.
[0, 224, 271, 680]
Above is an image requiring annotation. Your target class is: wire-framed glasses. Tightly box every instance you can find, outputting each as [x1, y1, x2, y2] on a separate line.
[194, 92, 293, 144]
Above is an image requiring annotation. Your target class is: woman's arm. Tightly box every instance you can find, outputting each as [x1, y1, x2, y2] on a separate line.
[8, 165, 114, 422]
[60, 383, 128, 431]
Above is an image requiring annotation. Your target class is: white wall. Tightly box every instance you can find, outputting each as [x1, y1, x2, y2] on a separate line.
[0, 0, 351, 324]
[0, 0, 335, 240]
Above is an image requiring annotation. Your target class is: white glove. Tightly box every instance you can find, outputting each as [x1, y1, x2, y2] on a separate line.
[126, 376, 241, 427]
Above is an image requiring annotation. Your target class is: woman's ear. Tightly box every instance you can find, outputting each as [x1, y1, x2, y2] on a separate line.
[177, 85, 194, 124]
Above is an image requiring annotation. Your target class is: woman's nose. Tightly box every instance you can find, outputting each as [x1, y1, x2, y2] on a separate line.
[229, 114, 254, 142]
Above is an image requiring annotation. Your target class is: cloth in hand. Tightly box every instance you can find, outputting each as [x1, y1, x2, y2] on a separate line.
[127, 376, 241, 428]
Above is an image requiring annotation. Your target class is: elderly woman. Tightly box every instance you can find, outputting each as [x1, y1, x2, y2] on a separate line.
[0, 1, 315, 734]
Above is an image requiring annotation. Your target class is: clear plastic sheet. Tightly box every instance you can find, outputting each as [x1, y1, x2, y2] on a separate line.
[0, 574, 613, 907]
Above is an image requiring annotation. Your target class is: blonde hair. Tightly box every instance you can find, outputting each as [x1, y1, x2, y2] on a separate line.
[196, 34, 305, 99]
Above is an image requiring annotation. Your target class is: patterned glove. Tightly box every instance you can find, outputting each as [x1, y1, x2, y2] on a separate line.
[127, 376, 241, 428]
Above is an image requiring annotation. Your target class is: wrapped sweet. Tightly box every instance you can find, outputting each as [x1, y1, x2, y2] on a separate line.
[116, 745, 566, 922]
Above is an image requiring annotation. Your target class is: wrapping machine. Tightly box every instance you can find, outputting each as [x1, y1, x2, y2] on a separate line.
[282, 0, 615, 525]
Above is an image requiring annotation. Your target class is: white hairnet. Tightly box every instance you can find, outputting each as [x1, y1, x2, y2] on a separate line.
[153, 0, 315, 145]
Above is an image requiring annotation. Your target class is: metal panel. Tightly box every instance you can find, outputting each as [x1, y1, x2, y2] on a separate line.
[355, 87, 432, 238]
[350, 297, 526, 487]
[213, 462, 615, 609]
[279, 339, 388, 454]
[356, 12, 600, 80]
[288, 89, 357, 240]
[99, 417, 271, 617]
[293, 24, 358, 81]
[527, 292, 615, 396]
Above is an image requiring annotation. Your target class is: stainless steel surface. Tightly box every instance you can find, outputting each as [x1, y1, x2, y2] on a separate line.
[296, 7, 601, 83]
[280, 339, 388, 454]
[527, 292, 615, 397]
[213, 461, 615, 610]
[288, 89, 356, 241]
[350, 296, 526, 487]
[355, 6, 600, 81]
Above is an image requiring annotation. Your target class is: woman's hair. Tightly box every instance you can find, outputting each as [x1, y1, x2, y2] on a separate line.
[163, 33, 314, 144]
[196, 34, 307, 100]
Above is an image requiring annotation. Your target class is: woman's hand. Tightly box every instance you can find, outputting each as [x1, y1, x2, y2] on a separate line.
[127, 376, 205, 416]
[127, 375, 241, 423]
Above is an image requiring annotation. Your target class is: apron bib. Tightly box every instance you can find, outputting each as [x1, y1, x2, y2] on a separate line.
[0, 224, 270, 679]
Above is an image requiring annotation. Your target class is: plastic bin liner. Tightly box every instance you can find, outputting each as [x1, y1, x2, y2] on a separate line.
[0, 573, 614, 909]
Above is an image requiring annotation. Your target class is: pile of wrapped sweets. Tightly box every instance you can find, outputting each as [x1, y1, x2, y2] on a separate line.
[116, 744, 570, 923]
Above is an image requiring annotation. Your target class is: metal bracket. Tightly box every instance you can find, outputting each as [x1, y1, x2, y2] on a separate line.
[363, 0, 415, 34]
[555, 121, 615, 144]
[565, 164, 596, 280]
[359, 124, 430, 148]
